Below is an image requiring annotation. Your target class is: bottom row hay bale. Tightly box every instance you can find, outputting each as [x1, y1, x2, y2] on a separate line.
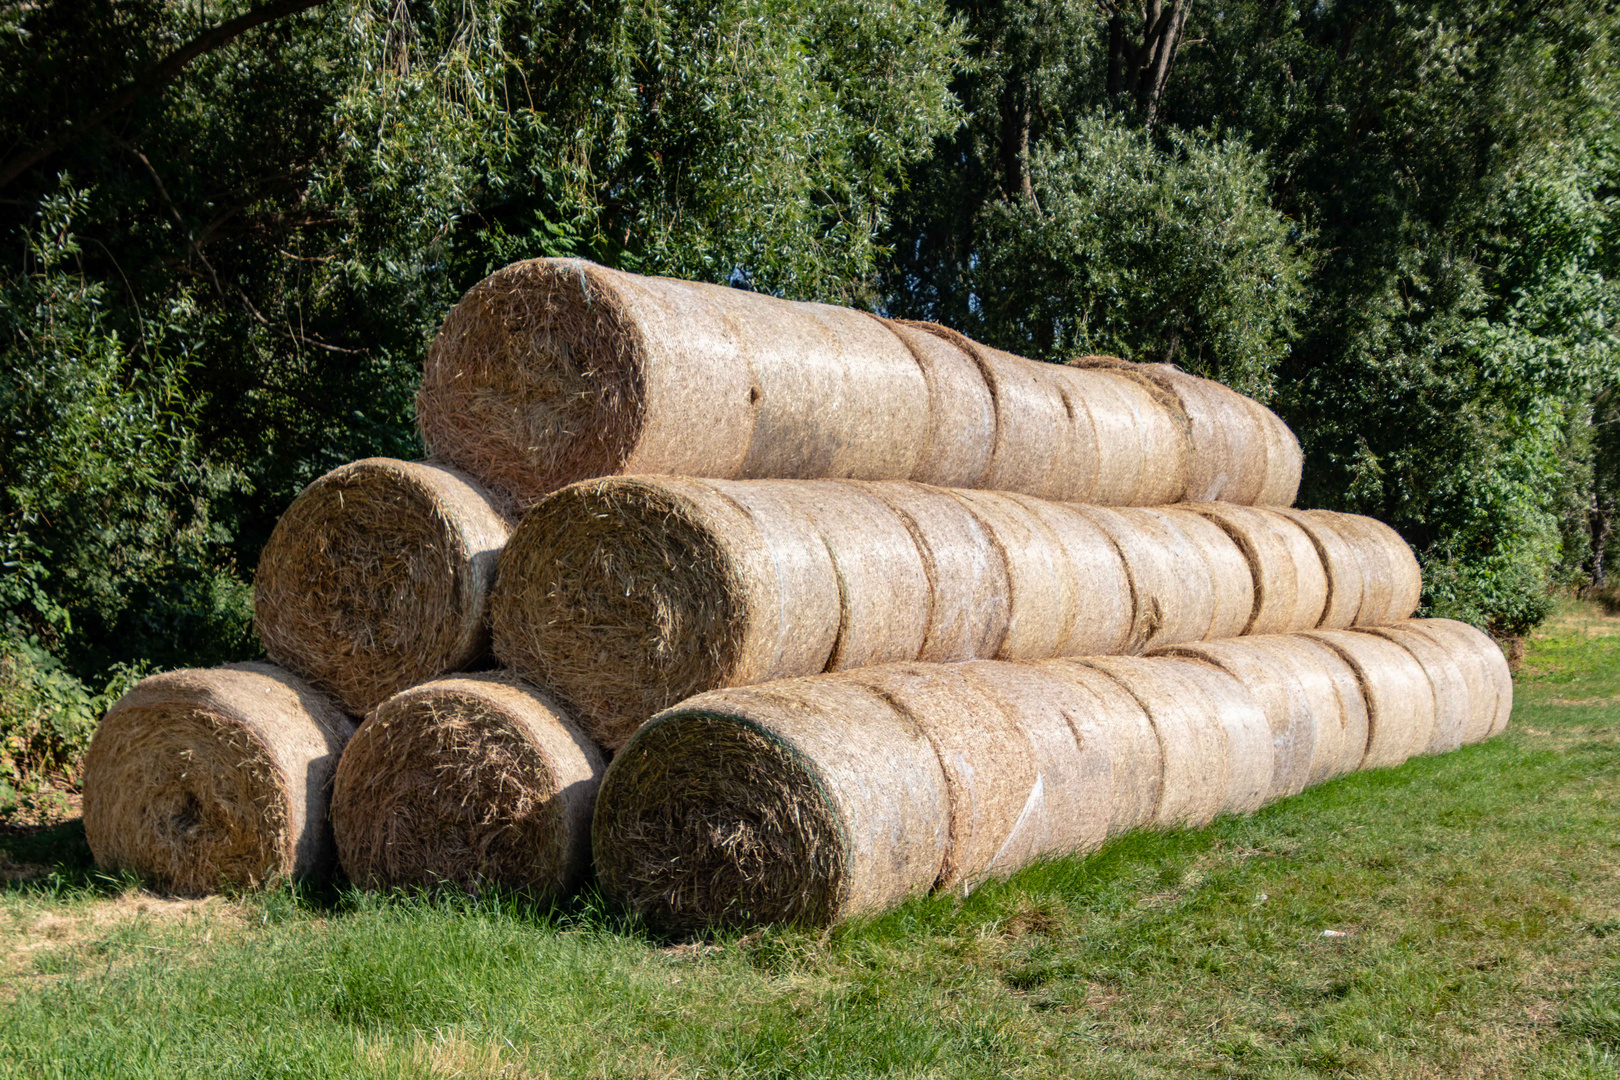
[594, 621, 1511, 931]
[81, 663, 354, 895]
[330, 674, 603, 897]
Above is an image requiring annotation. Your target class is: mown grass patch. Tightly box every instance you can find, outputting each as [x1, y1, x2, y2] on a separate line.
[3, 611, 1619, 1078]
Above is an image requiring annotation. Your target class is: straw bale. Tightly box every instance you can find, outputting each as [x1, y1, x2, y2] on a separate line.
[1140, 364, 1266, 503]
[1036, 660, 1163, 834]
[1247, 396, 1305, 506]
[1398, 618, 1512, 739]
[1254, 636, 1368, 782]
[1300, 630, 1435, 768]
[81, 663, 354, 895]
[1155, 639, 1316, 802]
[879, 321, 995, 488]
[1154, 658, 1274, 815]
[1153, 507, 1256, 640]
[493, 476, 779, 750]
[958, 663, 1118, 861]
[949, 490, 1081, 659]
[998, 495, 1134, 655]
[592, 678, 949, 931]
[253, 458, 513, 716]
[330, 674, 603, 896]
[1062, 357, 1191, 505]
[1303, 511, 1410, 625]
[420, 259, 932, 509]
[790, 482, 931, 671]
[848, 663, 1040, 892]
[1076, 657, 1230, 828]
[861, 482, 1010, 662]
[1269, 508, 1365, 629]
[1358, 516, 1423, 622]
[1353, 627, 1470, 754]
[1192, 505, 1328, 635]
[1076, 508, 1215, 651]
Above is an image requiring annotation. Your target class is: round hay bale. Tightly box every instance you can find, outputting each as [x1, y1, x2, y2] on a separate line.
[1063, 362, 1191, 505]
[593, 678, 949, 931]
[950, 490, 1080, 660]
[850, 664, 1040, 892]
[1077, 508, 1215, 652]
[1154, 508, 1256, 641]
[1359, 516, 1423, 622]
[1399, 618, 1512, 740]
[1037, 660, 1163, 834]
[1354, 627, 1470, 755]
[902, 322, 1105, 503]
[1246, 396, 1304, 507]
[1300, 630, 1435, 769]
[1000, 495, 1134, 655]
[791, 482, 931, 671]
[1302, 511, 1392, 626]
[1154, 658, 1274, 815]
[330, 674, 603, 896]
[1281, 636, 1372, 779]
[1154, 639, 1316, 802]
[861, 482, 1010, 662]
[1269, 508, 1365, 629]
[253, 458, 513, 716]
[1141, 364, 1266, 503]
[880, 321, 996, 488]
[1187, 504, 1293, 636]
[959, 662, 1115, 868]
[81, 663, 354, 895]
[1077, 657, 1230, 828]
[420, 259, 931, 509]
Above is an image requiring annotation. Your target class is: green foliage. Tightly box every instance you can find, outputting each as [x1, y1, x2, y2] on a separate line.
[0, 634, 142, 818]
[973, 115, 1307, 396]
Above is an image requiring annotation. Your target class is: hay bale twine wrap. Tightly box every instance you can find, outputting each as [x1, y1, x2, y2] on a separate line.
[1151, 658, 1273, 815]
[330, 674, 603, 896]
[1301, 510, 1421, 625]
[1253, 636, 1368, 783]
[1063, 356, 1191, 505]
[1076, 657, 1230, 828]
[862, 482, 1011, 662]
[879, 321, 996, 489]
[254, 458, 513, 716]
[1037, 660, 1163, 834]
[1354, 627, 1471, 755]
[1076, 507, 1215, 652]
[1399, 618, 1512, 739]
[1154, 639, 1316, 802]
[1301, 630, 1435, 769]
[1192, 505, 1328, 635]
[1269, 508, 1365, 629]
[948, 490, 1081, 660]
[82, 663, 354, 895]
[1153, 508, 1256, 641]
[593, 678, 949, 931]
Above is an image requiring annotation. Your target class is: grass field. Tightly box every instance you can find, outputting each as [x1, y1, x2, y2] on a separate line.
[3, 607, 1619, 1079]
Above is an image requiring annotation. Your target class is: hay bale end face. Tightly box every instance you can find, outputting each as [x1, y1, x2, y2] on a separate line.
[331, 674, 603, 896]
[593, 679, 948, 932]
[254, 458, 513, 716]
[82, 663, 354, 895]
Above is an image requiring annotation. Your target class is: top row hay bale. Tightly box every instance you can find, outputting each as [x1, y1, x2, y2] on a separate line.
[418, 259, 1301, 511]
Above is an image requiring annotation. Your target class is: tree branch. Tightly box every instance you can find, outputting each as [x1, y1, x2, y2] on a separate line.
[0, 0, 327, 192]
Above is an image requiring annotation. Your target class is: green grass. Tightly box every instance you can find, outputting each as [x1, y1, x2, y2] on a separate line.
[4, 606, 1620, 1078]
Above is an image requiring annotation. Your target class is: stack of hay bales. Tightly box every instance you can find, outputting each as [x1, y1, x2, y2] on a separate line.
[78, 258, 1511, 914]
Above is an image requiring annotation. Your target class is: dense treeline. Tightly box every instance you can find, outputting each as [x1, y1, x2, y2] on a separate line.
[1, 0, 1616, 793]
